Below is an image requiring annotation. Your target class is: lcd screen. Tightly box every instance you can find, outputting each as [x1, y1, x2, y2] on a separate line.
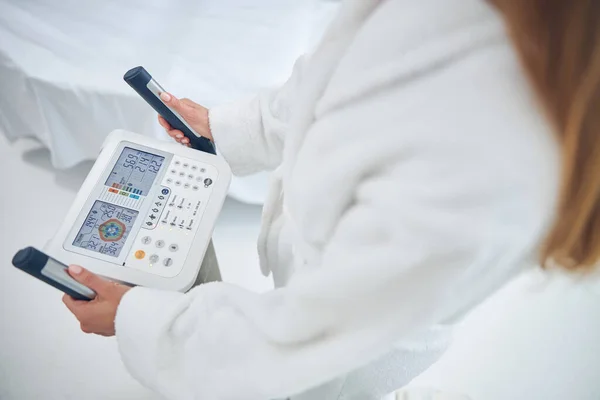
[105, 147, 164, 196]
[73, 201, 139, 257]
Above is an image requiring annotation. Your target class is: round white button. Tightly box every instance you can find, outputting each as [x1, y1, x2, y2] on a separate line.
[174, 161, 180, 166]
[175, 181, 182, 186]
[179, 172, 185, 177]
[169, 244, 178, 252]
[196, 176, 203, 182]
[184, 183, 190, 189]
[163, 258, 173, 267]
[183, 163, 189, 168]
[141, 236, 152, 245]
[188, 174, 194, 180]
[200, 168, 206, 173]
[170, 169, 176, 174]
[192, 185, 199, 191]
[191, 165, 198, 171]
[149, 254, 159, 263]
[166, 178, 173, 184]
[156, 240, 165, 248]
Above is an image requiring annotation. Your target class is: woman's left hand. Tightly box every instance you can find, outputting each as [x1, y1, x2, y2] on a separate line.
[62, 265, 131, 337]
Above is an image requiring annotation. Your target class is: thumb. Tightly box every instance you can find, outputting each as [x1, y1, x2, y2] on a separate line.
[67, 265, 110, 294]
[160, 92, 189, 115]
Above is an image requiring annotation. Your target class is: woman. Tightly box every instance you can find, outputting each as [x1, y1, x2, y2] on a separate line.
[63, 0, 600, 399]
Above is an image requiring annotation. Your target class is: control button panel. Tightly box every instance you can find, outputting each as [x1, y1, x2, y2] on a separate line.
[142, 186, 170, 230]
[125, 155, 218, 278]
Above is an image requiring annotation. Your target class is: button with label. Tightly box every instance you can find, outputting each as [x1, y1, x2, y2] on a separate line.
[183, 163, 189, 168]
[174, 160, 180, 166]
[166, 178, 173, 184]
[200, 168, 206, 173]
[161, 188, 170, 195]
[149, 254, 159, 264]
[187, 174, 194, 180]
[179, 172, 185, 177]
[135, 250, 146, 259]
[192, 185, 199, 191]
[169, 244, 179, 252]
[163, 257, 173, 267]
[141, 236, 152, 245]
[184, 183, 190, 189]
[156, 240, 165, 248]
[191, 165, 198, 171]
[175, 181, 182, 186]
[170, 169, 176, 174]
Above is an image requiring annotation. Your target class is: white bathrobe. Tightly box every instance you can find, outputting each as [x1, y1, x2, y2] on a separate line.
[115, 0, 560, 399]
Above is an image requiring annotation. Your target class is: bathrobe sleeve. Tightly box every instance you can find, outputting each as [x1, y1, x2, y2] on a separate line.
[208, 56, 308, 176]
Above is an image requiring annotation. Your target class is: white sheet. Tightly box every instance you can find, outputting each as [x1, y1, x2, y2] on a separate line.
[0, 0, 338, 203]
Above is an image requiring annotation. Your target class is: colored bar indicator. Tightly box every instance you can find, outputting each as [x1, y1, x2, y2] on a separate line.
[108, 188, 118, 194]
[129, 194, 140, 199]
[120, 191, 128, 196]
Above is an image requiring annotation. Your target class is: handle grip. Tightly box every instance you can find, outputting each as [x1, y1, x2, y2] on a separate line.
[124, 66, 216, 154]
[12, 247, 96, 301]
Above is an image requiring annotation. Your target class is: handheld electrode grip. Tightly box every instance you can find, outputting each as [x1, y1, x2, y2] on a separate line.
[12, 247, 96, 301]
[123, 66, 216, 154]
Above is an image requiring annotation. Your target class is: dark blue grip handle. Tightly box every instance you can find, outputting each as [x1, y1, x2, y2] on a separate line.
[36, 272, 92, 301]
[12, 247, 93, 301]
[124, 66, 216, 154]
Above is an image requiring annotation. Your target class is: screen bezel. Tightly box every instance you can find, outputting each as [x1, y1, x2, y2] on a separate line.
[63, 141, 173, 265]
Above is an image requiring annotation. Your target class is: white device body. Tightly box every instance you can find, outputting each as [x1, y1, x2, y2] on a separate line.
[45, 130, 231, 292]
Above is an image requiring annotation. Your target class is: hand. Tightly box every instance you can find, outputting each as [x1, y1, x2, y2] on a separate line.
[157, 92, 213, 146]
[62, 265, 131, 337]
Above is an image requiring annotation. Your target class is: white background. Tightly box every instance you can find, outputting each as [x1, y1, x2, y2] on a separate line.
[1, 0, 600, 397]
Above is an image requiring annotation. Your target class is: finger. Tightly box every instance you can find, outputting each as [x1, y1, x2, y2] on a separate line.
[62, 294, 88, 317]
[167, 129, 183, 140]
[160, 92, 184, 113]
[171, 131, 187, 144]
[67, 265, 108, 294]
[181, 137, 190, 144]
[157, 115, 171, 130]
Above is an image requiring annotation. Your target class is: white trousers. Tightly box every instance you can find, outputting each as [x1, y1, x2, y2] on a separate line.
[285, 342, 447, 400]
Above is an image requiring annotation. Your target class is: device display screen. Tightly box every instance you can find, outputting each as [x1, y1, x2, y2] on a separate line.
[105, 147, 165, 196]
[73, 201, 139, 257]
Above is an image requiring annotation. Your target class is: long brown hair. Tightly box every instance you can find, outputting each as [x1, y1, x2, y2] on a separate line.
[493, 0, 600, 271]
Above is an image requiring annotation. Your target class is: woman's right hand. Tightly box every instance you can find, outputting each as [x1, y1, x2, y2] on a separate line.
[157, 92, 213, 145]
